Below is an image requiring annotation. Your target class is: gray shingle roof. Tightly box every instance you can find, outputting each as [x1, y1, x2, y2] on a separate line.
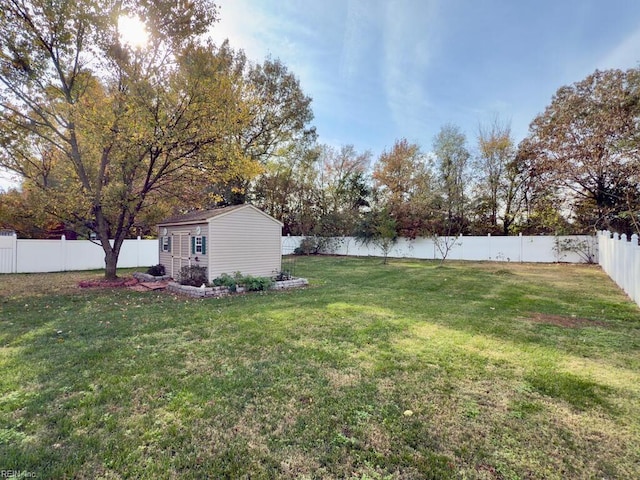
[157, 204, 249, 226]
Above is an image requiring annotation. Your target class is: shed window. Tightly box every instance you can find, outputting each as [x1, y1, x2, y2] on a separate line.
[192, 236, 206, 255]
[161, 236, 171, 253]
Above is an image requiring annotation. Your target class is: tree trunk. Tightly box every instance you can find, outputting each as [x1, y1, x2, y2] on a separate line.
[101, 232, 128, 280]
[104, 247, 118, 280]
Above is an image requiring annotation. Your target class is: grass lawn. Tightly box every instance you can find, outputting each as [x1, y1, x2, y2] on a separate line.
[1, 257, 639, 479]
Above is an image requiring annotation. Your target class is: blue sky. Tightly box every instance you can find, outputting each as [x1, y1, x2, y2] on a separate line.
[2, 0, 639, 190]
[210, 0, 640, 158]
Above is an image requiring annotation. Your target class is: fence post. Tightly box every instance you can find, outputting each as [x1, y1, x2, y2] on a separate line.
[519, 232, 523, 263]
[620, 233, 627, 297]
[13, 231, 17, 273]
[620, 234, 629, 297]
[614, 233, 621, 289]
[603, 230, 612, 276]
[632, 234, 639, 305]
[61, 235, 67, 271]
[597, 231, 605, 273]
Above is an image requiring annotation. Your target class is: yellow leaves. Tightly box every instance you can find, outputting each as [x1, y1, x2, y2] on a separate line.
[373, 138, 428, 202]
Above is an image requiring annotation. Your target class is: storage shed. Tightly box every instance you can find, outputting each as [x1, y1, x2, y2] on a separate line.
[157, 204, 283, 282]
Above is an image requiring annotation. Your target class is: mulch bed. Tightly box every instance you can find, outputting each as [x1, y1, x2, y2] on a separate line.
[78, 277, 169, 291]
[527, 312, 608, 328]
[78, 277, 139, 288]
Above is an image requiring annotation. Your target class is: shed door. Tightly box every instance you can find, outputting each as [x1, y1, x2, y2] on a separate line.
[171, 231, 191, 279]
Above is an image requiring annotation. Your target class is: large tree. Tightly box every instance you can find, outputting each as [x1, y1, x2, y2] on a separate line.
[250, 137, 323, 235]
[315, 144, 371, 236]
[211, 49, 316, 205]
[519, 68, 640, 234]
[473, 119, 526, 235]
[0, 187, 52, 237]
[0, 0, 260, 278]
[250, 142, 370, 236]
[372, 138, 435, 238]
[433, 124, 470, 235]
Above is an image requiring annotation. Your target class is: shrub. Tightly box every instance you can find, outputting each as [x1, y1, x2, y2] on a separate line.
[242, 275, 273, 292]
[273, 270, 292, 281]
[212, 272, 244, 292]
[212, 272, 273, 292]
[554, 237, 598, 264]
[212, 273, 229, 287]
[146, 264, 166, 276]
[178, 265, 208, 286]
[294, 237, 318, 255]
[294, 236, 342, 255]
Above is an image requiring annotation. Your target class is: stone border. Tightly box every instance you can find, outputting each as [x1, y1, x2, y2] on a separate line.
[166, 277, 309, 298]
[270, 278, 309, 290]
[133, 272, 172, 282]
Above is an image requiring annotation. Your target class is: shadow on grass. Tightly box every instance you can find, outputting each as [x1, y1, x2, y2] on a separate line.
[525, 369, 617, 412]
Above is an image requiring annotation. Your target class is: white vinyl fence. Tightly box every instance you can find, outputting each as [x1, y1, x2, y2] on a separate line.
[0, 231, 17, 273]
[598, 231, 640, 307]
[0, 233, 158, 274]
[2, 231, 636, 308]
[282, 234, 597, 264]
[0, 232, 608, 276]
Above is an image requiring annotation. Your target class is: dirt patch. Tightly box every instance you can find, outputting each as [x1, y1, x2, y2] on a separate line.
[78, 277, 139, 289]
[527, 312, 607, 328]
[129, 281, 169, 292]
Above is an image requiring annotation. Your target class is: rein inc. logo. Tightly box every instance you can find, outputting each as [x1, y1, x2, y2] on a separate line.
[0, 471, 36, 478]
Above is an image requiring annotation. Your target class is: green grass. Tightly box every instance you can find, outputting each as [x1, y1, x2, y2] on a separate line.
[1, 257, 639, 479]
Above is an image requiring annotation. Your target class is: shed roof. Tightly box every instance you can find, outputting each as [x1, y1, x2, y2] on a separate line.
[157, 204, 283, 227]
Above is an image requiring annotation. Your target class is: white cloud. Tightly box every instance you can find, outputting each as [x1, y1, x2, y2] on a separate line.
[598, 23, 640, 70]
[210, 1, 328, 64]
[209, 0, 272, 60]
[382, 0, 439, 136]
[339, 0, 379, 83]
[210, 1, 336, 95]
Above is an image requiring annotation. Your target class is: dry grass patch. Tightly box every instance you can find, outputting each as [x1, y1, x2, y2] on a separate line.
[527, 312, 608, 328]
[0, 269, 140, 298]
[325, 367, 361, 389]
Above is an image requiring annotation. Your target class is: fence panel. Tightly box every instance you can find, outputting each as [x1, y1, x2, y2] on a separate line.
[16, 239, 66, 273]
[598, 231, 640, 308]
[11, 237, 159, 273]
[283, 235, 596, 264]
[0, 231, 17, 273]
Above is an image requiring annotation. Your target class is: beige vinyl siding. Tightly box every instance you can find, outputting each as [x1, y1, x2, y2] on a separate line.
[158, 227, 177, 269]
[158, 242, 172, 270]
[158, 223, 209, 279]
[209, 207, 281, 279]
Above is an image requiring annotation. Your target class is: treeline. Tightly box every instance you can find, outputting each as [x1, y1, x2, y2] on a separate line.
[247, 68, 640, 240]
[247, 68, 640, 238]
[1, 34, 639, 240]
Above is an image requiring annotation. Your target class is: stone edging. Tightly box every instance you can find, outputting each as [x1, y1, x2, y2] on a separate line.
[133, 272, 172, 282]
[270, 278, 309, 290]
[166, 277, 309, 298]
